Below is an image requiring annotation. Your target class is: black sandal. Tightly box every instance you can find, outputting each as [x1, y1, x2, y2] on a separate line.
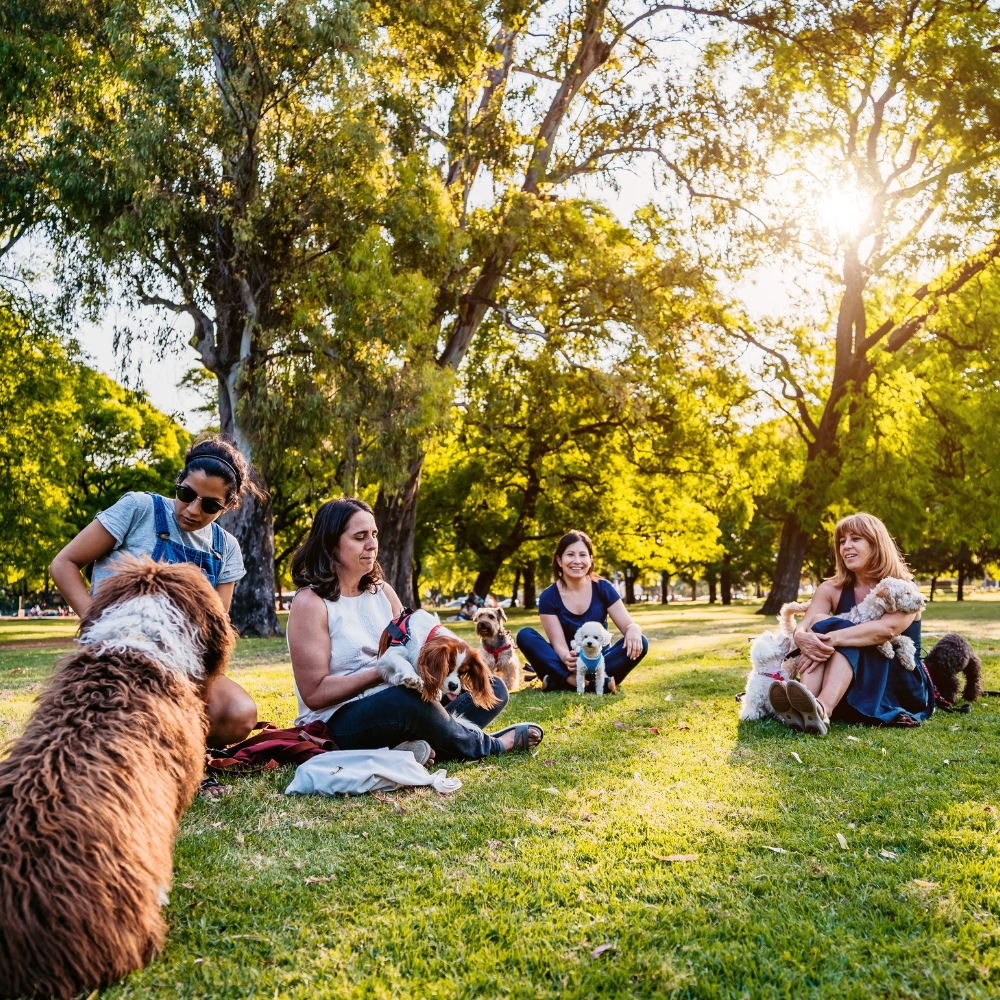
[493, 723, 544, 752]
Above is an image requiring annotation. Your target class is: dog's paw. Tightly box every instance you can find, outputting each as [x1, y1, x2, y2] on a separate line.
[401, 671, 425, 690]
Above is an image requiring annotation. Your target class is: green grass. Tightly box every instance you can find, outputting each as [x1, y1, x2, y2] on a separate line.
[3, 600, 1000, 998]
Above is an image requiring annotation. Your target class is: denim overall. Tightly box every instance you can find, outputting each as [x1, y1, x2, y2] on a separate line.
[150, 493, 224, 586]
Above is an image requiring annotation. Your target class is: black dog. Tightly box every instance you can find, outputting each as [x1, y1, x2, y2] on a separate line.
[924, 633, 983, 705]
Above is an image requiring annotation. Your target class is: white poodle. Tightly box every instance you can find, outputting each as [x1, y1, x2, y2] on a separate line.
[740, 602, 807, 721]
[832, 576, 926, 670]
[571, 621, 612, 695]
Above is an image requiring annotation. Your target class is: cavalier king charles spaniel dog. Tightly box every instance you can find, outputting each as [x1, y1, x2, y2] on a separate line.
[377, 609, 497, 709]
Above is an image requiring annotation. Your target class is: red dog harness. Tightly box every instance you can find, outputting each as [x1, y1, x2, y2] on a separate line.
[483, 641, 511, 662]
[378, 609, 442, 656]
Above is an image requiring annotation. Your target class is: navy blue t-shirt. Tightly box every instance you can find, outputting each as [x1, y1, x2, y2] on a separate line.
[537, 578, 622, 645]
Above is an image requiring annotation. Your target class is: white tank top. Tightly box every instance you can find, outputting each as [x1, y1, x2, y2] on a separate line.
[292, 586, 393, 725]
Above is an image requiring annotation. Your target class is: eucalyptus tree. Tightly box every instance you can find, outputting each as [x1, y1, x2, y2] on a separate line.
[45, 0, 456, 633]
[661, 1, 1000, 611]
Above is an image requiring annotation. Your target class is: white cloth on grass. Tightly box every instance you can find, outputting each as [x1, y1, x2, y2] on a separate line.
[284, 749, 462, 796]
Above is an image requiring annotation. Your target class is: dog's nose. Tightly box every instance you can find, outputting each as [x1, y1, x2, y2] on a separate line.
[447, 680, 460, 692]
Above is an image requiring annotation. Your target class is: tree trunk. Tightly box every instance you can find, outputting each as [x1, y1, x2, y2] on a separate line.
[624, 566, 636, 605]
[755, 580, 762, 599]
[220, 492, 281, 637]
[929, 576, 937, 602]
[688, 575, 697, 602]
[759, 513, 810, 614]
[706, 572, 717, 604]
[510, 566, 521, 607]
[523, 563, 536, 610]
[957, 564, 964, 602]
[411, 554, 422, 610]
[472, 568, 498, 598]
[660, 570, 669, 604]
[721, 552, 732, 606]
[373, 456, 423, 608]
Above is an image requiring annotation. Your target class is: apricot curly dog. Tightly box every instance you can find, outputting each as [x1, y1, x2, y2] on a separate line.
[0, 556, 236, 999]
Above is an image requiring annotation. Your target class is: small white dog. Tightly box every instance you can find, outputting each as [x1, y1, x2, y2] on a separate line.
[740, 602, 807, 721]
[571, 621, 612, 695]
[832, 576, 926, 670]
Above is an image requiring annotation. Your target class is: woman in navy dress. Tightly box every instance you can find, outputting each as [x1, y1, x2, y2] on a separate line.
[516, 531, 648, 693]
[767, 512, 933, 734]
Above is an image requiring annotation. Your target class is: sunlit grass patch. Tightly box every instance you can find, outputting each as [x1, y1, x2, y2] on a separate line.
[2, 600, 1000, 997]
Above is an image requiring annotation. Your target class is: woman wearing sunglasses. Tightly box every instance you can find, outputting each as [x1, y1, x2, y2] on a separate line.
[50, 436, 262, 747]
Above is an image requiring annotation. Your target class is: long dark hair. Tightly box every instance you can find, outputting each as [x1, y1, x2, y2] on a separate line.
[290, 498, 383, 601]
[551, 530, 598, 583]
[176, 434, 267, 508]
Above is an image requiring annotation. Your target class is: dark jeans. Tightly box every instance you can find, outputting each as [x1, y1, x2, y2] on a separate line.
[326, 677, 509, 760]
[516, 627, 648, 692]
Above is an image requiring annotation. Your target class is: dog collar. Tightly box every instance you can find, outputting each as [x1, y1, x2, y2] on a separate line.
[485, 641, 511, 660]
[578, 650, 602, 674]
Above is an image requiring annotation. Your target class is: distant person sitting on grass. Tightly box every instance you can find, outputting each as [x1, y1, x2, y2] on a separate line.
[287, 498, 543, 761]
[767, 512, 933, 735]
[516, 531, 648, 693]
[48, 435, 260, 749]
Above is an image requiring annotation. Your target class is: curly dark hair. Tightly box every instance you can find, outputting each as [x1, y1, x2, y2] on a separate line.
[290, 498, 383, 602]
[175, 435, 267, 508]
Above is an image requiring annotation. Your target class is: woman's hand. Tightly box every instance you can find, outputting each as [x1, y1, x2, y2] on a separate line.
[623, 623, 643, 659]
[794, 629, 835, 661]
[560, 647, 579, 671]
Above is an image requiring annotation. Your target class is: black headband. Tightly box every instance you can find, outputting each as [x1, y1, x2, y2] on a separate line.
[187, 452, 240, 483]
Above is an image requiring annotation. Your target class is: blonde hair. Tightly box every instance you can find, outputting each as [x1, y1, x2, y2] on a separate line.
[829, 512, 912, 587]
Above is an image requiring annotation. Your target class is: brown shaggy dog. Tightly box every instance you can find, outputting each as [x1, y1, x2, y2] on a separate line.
[0, 556, 236, 999]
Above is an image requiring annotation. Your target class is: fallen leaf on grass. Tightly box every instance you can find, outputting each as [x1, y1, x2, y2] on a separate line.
[647, 728, 661, 735]
[181, 883, 196, 890]
[790, 752, 802, 764]
[971, 961, 991, 978]
[651, 853, 698, 862]
[764, 846, 787, 854]
[847, 735, 860, 742]
[950, 724, 961, 731]
[986, 806, 996, 814]
[810, 861, 826, 876]
[677, 723, 691, 731]
[591, 944, 613, 959]
[613, 721, 626, 729]
[913, 879, 939, 888]
[542, 787, 560, 795]
[692, 700, 702, 708]
[526, 811, 546, 826]
[836, 833, 849, 850]
[228, 934, 269, 943]
[305, 876, 335, 884]
[880, 849, 898, 860]
[542, 759, 555, 766]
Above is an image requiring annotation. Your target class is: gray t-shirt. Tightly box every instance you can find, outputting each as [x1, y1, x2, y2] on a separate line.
[91, 491, 245, 593]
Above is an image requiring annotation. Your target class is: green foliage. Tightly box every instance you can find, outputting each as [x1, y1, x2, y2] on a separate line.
[415, 200, 759, 597]
[0, 294, 187, 593]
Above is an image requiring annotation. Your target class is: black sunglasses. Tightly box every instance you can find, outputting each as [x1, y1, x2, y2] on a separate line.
[176, 484, 228, 516]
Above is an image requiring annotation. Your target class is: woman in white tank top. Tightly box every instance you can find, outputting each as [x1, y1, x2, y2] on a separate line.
[286, 499, 542, 760]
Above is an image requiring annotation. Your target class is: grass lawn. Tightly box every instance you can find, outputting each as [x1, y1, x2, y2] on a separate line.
[3, 597, 1000, 998]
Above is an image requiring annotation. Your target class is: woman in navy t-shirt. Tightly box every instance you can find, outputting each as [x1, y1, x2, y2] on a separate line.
[516, 531, 648, 693]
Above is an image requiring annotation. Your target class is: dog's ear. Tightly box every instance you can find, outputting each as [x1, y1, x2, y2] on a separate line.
[497, 606, 507, 624]
[458, 646, 499, 709]
[964, 652, 984, 701]
[417, 637, 453, 703]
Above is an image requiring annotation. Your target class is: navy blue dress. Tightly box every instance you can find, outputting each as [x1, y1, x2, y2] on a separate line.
[810, 584, 934, 726]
